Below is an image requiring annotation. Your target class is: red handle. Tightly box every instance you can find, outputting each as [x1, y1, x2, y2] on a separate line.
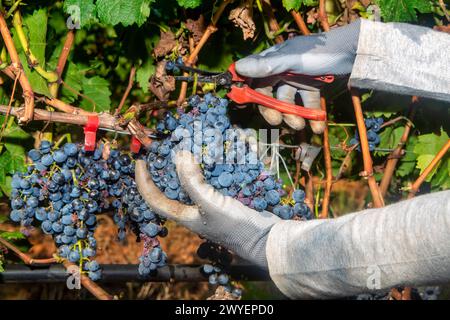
[130, 136, 142, 154]
[83, 116, 99, 151]
[227, 85, 326, 121]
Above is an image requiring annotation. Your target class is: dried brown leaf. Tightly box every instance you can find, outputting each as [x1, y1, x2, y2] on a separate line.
[153, 30, 177, 58]
[186, 15, 206, 45]
[434, 25, 450, 34]
[229, 0, 256, 40]
[306, 8, 318, 25]
[207, 286, 241, 300]
[149, 61, 176, 101]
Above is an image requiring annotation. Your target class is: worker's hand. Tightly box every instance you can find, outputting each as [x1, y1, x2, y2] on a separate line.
[135, 154, 281, 270]
[235, 20, 361, 133]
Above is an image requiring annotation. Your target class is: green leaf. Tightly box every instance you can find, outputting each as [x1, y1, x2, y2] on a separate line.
[282, 0, 317, 11]
[396, 135, 418, 177]
[3, 123, 32, 161]
[0, 176, 12, 197]
[25, 9, 48, 64]
[431, 158, 450, 190]
[136, 58, 155, 94]
[12, 9, 52, 96]
[375, 126, 404, 157]
[60, 62, 84, 103]
[413, 128, 449, 181]
[63, 0, 97, 28]
[0, 231, 26, 241]
[0, 261, 4, 273]
[375, 0, 432, 22]
[96, 0, 153, 27]
[80, 76, 112, 112]
[0, 150, 26, 175]
[177, 0, 203, 9]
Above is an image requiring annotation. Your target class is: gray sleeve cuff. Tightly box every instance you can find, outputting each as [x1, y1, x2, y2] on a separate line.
[266, 191, 450, 299]
[349, 19, 450, 103]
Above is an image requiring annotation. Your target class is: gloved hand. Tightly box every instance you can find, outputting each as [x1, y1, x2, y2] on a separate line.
[135, 153, 281, 270]
[235, 19, 361, 133]
[136, 153, 450, 299]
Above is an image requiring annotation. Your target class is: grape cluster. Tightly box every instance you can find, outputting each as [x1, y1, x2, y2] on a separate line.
[147, 92, 311, 296]
[147, 93, 312, 221]
[165, 56, 184, 74]
[10, 141, 166, 280]
[350, 117, 383, 152]
[197, 241, 243, 298]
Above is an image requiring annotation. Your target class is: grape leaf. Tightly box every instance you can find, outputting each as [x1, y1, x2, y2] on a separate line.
[0, 176, 12, 198]
[177, 0, 203, 9]
[282, 0, 317, 11]
[375, 0, 432, 22]
[12, 9, 52, 96]
[396, 135, 418, 177]
[136, 58, 155, 94]
[60, 62, 84, 103]
[3, 124, 32, 163]
[375, 126, 404, 157]
[80, 76, 112, 112]
[431, 158, 450, 190]
[413, 128, 449, 181]
[96, 0, 153, 27]
[0, 231, 26, 241]
[63, 0, 97, 28]
[0, 151, 25, 175]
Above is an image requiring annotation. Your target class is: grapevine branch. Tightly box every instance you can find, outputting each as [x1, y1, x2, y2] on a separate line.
[261, 0, 284, 44]
[290, 10, 311, 35]
[0, 71, 19, 142]
[55, 30, 75, 78]
[407, 138, 450, 199]
[1, 227, 111, 300]
[351, 89, 385, 208]
[0, 12, 34, 123]
[0, 237, 56, 265]
[379, 100, 417, 196]
[0, 105, 155, 137]
[176, 0, 232, 105]
[318, 0, 331, 31]
[62, 261, 114, 300]
[319, 97, 332, 219]
[12, 11, 58, 83]
[44, 98, 97, 116]
[114, 66, 136, 116]
[316, 0, 332, 217]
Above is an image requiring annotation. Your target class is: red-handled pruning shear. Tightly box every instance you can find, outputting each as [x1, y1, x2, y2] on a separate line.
[173, 62, 333, 121]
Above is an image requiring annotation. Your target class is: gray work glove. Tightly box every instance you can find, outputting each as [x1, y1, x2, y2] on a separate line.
[135, 153, 281, 270]
[235, 19, 361, 133]
[136, 153, 450, 299]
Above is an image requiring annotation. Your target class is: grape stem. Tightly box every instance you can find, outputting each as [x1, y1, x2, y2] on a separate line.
[379, 100, 417, 196]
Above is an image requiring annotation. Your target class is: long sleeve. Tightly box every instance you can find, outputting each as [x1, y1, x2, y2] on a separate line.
[265, 190, 450, 299]
[349, 19, 450, 102]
